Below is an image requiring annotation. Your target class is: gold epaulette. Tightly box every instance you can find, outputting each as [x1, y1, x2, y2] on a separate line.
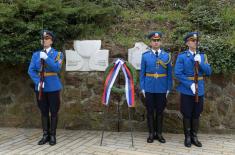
[56, 52, 61, 62]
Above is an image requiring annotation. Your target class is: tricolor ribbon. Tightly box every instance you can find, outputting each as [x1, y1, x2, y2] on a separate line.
[102, 59, 135, 107]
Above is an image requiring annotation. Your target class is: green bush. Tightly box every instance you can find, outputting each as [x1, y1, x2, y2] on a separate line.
[179, 0, 235, 73]
[0, 0, 120, 64]
[186, 0, 235, 34]
[0, 0, 234, 73]
[200, 35, 235, 73]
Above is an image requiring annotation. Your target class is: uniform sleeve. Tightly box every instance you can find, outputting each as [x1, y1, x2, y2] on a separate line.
[28, 53, 40, 85]
[167, 56, 173, 91]
[174, 55, 193, 88]
[139, 55, 146, 90]
[45, 52, 64, 72]
[199, 54, 212, 76]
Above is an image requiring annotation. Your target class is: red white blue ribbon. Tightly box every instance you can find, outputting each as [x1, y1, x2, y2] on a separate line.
[102, 59, 135, 107]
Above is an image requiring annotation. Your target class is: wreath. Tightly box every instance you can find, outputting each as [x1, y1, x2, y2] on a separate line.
[103, 61, 137, 94]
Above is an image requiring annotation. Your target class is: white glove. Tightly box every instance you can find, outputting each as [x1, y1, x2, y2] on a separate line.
[194, 54, 201, 64]
[142, 90, 145, 98]
[190, 83, 196, 94]
[38, 82, 45, 91]
[166, 90, 170, 98]
[40, 52, 48, 60]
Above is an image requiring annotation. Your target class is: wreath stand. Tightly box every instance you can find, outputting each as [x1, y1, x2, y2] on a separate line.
[100, 60, 136, 147]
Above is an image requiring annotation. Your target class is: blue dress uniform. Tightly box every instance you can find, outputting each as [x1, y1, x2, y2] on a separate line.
[28, 48, 63, 92]
[28, 30, 63, 146]
[140, 31, 172, 143]
[174, 32, 212, 147]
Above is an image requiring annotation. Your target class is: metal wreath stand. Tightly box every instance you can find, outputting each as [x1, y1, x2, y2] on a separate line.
[100, 59, 137, 147]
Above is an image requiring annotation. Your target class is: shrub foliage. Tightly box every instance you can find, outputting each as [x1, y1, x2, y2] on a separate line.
[0, 0, 234, 73]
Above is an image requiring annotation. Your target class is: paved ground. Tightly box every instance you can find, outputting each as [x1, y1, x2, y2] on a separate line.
[0, 128, 234, 155]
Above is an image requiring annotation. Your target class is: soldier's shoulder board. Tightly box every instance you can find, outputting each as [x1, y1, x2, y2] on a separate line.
[142, 50, 150, 55]
[178, 51, 186, 55]
[33, 49, 41, 53]
[164, 51, 171, 56]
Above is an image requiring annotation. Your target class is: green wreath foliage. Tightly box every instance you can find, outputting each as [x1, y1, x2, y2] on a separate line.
[104, 61, 137, 94]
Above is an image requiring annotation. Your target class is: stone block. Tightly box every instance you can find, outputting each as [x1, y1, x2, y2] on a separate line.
[66, 40, 109, 71]
[128, 42, 148, 70]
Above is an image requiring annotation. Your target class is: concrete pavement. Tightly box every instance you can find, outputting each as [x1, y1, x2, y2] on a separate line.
[0, 128, 234, 155]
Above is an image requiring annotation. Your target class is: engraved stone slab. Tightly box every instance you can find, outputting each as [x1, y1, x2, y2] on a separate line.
[89, 50, 109, 71]
[66, 40, 109, 71]
[65, 50, 84, 71]
[74, 40, 101, 58]
[128, 42, 148, 70]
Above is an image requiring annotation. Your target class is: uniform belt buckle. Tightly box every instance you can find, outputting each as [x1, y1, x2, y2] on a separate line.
[155, 73, 159, 78]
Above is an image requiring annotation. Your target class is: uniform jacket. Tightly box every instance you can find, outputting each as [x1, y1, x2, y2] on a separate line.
[140, 48, 172, 93]
[28, 47, 63, 92]
[174, 50, 212, 96]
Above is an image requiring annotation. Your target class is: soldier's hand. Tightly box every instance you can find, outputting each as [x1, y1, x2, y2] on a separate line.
[166, 90, 170, 98]
[139, 90, 146, 106]
[190, 83, 196, 94]
[38, 82, 45, 91]
[141, 90, 145, 98]
[194, 54, 201, 63]
[40, 52, 48, 60]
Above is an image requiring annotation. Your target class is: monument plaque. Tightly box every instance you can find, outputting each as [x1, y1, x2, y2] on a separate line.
[66, 40, 109, 71]
[128, 42, 148, 70]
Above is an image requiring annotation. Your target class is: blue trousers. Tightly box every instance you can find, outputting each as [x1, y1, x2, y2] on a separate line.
[180, 93, 204, 119]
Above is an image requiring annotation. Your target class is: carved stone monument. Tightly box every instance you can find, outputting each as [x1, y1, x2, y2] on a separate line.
[65, 40, 109, 71]
[128, 42, 148, 70]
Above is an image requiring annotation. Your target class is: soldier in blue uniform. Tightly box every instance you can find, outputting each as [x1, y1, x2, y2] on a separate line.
[140, 31, 172, 143]
[174, 32, 212, 147]
[28, 30, 63, 146]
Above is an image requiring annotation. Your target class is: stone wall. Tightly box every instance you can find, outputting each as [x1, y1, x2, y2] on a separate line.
[0, 64, 234, 133]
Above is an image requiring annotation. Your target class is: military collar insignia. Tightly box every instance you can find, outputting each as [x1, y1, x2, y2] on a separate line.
[151, 49, 156, 54]
[187, 51, 190, 57]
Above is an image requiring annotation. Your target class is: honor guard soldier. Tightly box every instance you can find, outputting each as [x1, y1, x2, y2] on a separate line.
[28, 30, 63, 146]
[140, 31, 172, 143]
[174, 32, 212, 147]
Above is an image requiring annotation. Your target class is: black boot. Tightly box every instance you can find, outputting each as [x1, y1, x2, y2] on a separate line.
[49, 116, 58, 146]
[147, 115, 154, 143]
[183, 118, 191, 147]
[147, 133, 154, 143]
[154, 114, 166, 143]
[191, 119, 202, 147]
[38, 116, 50, 145]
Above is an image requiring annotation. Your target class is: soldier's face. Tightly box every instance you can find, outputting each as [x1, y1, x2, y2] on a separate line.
[186, 38, 197, 49]
[41, 35, 53, 48]
[150, 39, 161, 49]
